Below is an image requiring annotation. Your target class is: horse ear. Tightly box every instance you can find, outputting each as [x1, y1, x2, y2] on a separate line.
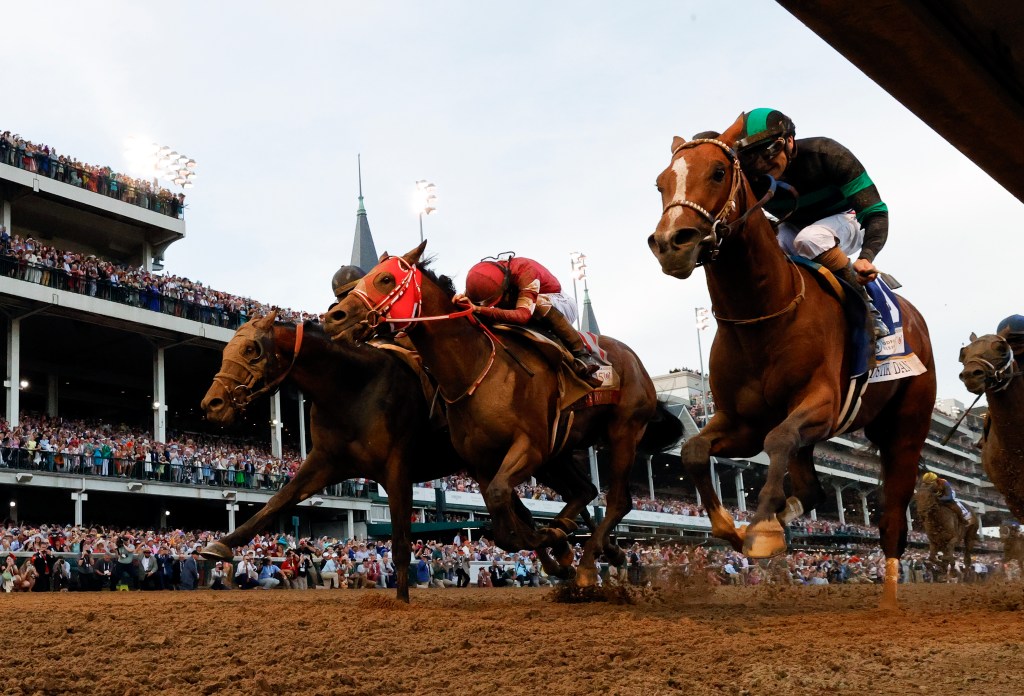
[970, 332, 978, 341]
[719, 112, 748, 147]
[403, 240, 428, 265]
[255, 310, 277, 330]
[671, 136, 686, 154]
[378, 251, 390, 263]
[958, 346, 967, 363]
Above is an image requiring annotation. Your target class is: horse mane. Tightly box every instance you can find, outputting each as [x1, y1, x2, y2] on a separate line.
[418, 257, 457, 299]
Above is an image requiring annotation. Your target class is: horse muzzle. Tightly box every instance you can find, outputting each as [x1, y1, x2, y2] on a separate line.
[648, 225, 708, 279]
[201, 385, 240, 424]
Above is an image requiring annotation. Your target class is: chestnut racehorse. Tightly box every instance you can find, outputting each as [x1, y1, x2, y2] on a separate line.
[647, 116, 936, 607]
[323, 243, 682, 585]
[959, 333, 1024, 521]
[200, 312, 600, 600]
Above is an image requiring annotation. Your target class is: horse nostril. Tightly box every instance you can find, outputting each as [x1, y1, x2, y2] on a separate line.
[328, 308, 346, 324]
[671, 228, 696, 250]
[205, 397, 224, 411]
[647, 233, 658, 252]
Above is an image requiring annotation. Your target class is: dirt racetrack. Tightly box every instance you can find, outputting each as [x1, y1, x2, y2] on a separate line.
[2, 582, 1023, 695]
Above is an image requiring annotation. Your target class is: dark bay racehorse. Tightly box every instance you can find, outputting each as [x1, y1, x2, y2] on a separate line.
[959, 333, 1024, 521]
[647, 116, 936, 607]
[200, 312, 599, 600]
[200, 312, 459, 601]
[323, 244, 682, 585]
[914, 485, 979, 580]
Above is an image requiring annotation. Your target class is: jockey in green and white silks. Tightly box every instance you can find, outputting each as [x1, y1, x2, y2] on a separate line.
[734, 108, 890, 340]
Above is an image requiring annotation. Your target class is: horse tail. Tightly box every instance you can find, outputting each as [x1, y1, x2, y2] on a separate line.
[638, 400, 684, 454]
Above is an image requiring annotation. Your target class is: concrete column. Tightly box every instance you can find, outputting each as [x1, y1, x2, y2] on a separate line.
[297, 390, 307, 460]
[226, 503, 237, 532]
[588, 448, 600, 499]
[810, 508, 818, 521]
[695, 489, 702, 507]
[6, 317, 20, 427]
[734, 470, 746, 512]
[270, 392, 283, 459]
[47, 374, 58, 417]
[835, 484, 845, 525]
[346, 509, 355, 541]
[860, 491, 871, 526]
[152, 346, 166, 442]
[646, 455, 655, 501]
[2, 199, 11, 230]
[711, 459, 721, 499]
[907, 508, 913, 527]
[71, 491, 87, 526]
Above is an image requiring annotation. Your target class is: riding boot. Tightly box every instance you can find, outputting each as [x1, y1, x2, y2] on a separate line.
[837, 263, 890, 341]
[538, 307, 603, 385]
[815, 247, 889, 342]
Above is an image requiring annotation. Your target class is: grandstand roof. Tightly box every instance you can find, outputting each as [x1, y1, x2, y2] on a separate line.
[776, 0, 1024, 202]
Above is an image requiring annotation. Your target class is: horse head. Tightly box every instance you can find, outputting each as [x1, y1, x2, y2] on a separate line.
[324, 241, 427, 342]
[648, 114, 748, 278]
[958, 332, 1015, 395]
[201, 310, 284, 423]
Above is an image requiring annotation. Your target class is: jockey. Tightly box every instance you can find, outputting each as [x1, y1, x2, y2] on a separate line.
[997, 314, 1024, 370]
[921, 472, 972, 523]
[331, 265, 365, 301]
[732, 108, 890, 340]
[454, 255, 603, 383]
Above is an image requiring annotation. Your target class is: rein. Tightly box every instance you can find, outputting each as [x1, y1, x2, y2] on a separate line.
[666, 138, 804, 324]
[213, 322, 305, 410]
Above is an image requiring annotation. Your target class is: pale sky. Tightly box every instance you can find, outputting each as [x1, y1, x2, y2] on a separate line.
[3, 1, 1019, 405]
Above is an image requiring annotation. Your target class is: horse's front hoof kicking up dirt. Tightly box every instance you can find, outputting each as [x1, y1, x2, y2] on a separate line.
[742, 519, 787, 558]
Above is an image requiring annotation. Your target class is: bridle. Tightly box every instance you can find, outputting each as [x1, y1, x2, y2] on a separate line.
[963, 339, 1019, 393]
[343, 257, 507, 404]
[662, 137, 791, 267]
[664, 138, 803, 324]
[212, 322, 304, 411]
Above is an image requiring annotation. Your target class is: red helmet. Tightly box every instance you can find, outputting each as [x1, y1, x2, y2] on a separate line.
[465, 262, 508, 307]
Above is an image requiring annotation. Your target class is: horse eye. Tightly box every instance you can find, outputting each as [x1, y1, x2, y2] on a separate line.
[712, 167, 726, 182]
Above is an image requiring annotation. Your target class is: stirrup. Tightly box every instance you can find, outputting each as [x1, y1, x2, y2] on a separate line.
[572, 357, 603, 387]
[869, 309, 890, 340]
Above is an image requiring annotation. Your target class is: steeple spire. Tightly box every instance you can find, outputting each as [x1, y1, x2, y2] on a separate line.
[351, 154, 378, 270]
[580, 286, 601, 335]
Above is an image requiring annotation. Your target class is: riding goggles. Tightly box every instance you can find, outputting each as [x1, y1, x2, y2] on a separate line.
[739, 137, 786, 165]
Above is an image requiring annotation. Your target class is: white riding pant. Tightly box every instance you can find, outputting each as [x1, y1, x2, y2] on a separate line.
[777, 210, 865, 259]
[540, 292, 578, 326]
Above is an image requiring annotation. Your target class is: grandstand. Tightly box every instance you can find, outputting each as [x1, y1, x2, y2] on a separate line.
[0, 134, 1005, 553]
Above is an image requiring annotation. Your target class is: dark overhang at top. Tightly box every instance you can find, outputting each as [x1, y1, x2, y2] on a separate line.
[776, 0, 1024, 202]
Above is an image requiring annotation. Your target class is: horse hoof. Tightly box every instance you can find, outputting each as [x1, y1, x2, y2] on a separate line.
[200, 541, 233, 561]
[550, 541, 575, 569]
[742, 521, 787, 558]
[575, 566, 597, 587]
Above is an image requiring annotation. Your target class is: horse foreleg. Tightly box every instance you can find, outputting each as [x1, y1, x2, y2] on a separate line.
[746, 394, 833, 559]
[383, 465, 413, 603]
[202, 451, 337, 561]
[682, 414, 760, 552]
[482, 438, 547, 552]
[779, 445, 824, 525]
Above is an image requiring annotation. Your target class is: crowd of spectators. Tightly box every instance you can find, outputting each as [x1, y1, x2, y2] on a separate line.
[0, 229, 317, 329]
[2, 522, 1013, 594]
[0, 131, 185, 219]
[0, 412, 321, 494]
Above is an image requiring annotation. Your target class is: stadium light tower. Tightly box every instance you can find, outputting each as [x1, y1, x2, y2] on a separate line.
[414, 180, 437, 243]
[695, 307, 711, 426]
[124, 137, 198, 190]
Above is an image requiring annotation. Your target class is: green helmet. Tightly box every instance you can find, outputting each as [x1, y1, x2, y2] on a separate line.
[736, 108, 795, 152]
[331, 265, 365, 299]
